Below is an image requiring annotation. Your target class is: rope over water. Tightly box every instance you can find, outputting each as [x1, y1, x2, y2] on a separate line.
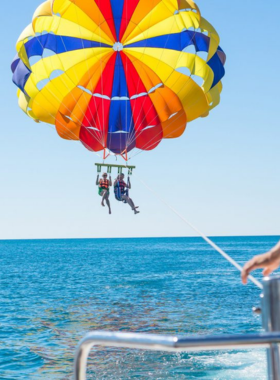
[135, 173, 263, 290]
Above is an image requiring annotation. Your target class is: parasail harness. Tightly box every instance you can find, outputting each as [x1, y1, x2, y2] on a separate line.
[96, 163, 135, 203]
[114, 179, 129, 203]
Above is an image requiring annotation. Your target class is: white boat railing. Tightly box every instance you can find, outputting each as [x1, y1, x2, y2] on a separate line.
[74, 276, 280, 380]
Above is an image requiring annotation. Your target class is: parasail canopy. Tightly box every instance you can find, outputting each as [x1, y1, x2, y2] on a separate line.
[11, 0, 226, 158]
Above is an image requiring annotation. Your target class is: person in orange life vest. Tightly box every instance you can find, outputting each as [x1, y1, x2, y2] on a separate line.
[96, 172, 112, 214]
[114, 173, 140, 215]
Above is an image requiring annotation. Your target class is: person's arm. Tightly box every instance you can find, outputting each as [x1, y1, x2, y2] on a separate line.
[96, 175, 100, 185]
[114, 178, 118, 186]
[241, 241, 280, 284]
[127, 176, 131, 189]
[109, 176, 112, 187]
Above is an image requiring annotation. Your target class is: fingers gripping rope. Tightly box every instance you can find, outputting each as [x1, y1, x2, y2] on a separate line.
[134, 173, 263, 290]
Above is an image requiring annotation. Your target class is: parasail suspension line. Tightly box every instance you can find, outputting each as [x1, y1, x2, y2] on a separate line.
[120, 149, 128, 162]
[134, 173, 263, 290]
[103, 149, 110, 160]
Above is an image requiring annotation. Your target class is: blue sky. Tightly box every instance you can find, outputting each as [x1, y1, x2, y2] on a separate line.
[1, 0, 279, 239]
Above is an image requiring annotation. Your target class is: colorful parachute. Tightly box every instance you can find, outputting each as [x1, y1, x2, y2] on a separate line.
[11, 0, 226, 158]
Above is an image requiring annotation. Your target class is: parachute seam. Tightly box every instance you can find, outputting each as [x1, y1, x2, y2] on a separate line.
[126, 1, 177, 150]
[72, 0, 107, 148]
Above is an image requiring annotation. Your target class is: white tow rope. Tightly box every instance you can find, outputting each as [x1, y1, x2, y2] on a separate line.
[135, 173, 263, 290]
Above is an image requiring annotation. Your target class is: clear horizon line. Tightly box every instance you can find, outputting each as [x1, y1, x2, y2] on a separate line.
[0, 234, 280, 242]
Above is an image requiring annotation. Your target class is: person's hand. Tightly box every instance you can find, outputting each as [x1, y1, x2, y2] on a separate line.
[241, 250, 280, 285]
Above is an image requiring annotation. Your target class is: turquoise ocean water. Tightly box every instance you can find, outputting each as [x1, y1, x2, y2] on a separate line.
[1, 236, 279, 379]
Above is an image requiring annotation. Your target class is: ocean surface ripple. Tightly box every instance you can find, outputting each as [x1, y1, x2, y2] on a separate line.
[0, 236, 279, 379]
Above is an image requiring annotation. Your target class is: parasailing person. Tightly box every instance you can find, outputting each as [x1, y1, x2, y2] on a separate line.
[96, 172, 112, 214]
[114, 173, 139, 215]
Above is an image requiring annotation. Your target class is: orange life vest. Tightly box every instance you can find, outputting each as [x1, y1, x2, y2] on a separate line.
[99, 179, 109, 190]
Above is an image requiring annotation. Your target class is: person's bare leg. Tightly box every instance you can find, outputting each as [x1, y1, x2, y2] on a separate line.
[101, 190, 107, 206]
[101, 191, 111, 214]
[132, 200, 140, 214]
[105, 195, 111, 214]
[123, 195, 139, 214]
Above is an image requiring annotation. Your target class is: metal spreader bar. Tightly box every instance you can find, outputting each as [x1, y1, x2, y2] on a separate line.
[95, 163, 136, 175]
